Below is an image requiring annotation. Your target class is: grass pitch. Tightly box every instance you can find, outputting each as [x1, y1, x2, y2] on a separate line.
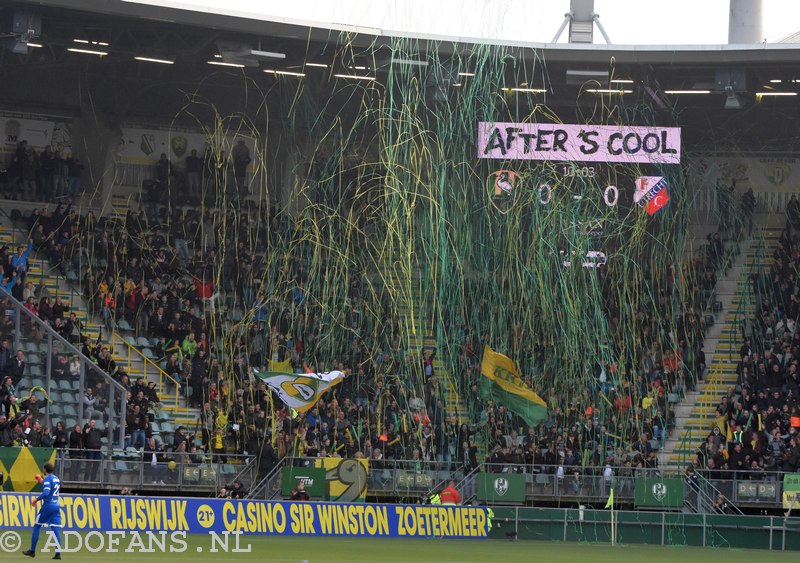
[2, 532, 798, 562]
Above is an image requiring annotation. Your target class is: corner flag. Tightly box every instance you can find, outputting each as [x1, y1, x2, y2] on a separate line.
[605, 487, 614, 509]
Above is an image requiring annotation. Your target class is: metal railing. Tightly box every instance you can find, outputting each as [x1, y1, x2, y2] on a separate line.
[1, 286, 127, 449]
[246, 457, 789, 508]
[1, 207, 182, 405]
[247, 456, 289, 500]
[686, 469, 744, 515]
[54, 449, 257, 494]
[110, 331, 181, 406]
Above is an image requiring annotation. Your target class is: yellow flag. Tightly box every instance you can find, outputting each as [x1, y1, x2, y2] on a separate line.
[605, 487, 614, 509]
[480, 345, 547, 426]
[269, 358, 293, 373]
[480, 346, 546, 405]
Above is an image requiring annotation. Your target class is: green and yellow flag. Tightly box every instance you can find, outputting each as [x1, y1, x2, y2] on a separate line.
[605, 487, 614, 509]
[480, 345, 547, 427]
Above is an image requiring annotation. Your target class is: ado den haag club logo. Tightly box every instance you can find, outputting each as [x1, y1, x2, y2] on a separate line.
[281, 377, 319, 401]
[494, 477, 509, 496]
[652, 482, 668, 502]
[487, 170, 521, 214]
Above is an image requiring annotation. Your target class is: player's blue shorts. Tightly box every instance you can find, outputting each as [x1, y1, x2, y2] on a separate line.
[35, 504, 62, 527]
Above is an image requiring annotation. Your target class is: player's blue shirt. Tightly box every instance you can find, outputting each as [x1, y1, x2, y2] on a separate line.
[38, 475, 61, 506]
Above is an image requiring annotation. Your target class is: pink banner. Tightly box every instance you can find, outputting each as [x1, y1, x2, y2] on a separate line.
[477, 122, 681, 164]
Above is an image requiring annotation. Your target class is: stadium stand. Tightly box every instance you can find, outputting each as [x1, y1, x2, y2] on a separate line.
[1, 139, 754, 502]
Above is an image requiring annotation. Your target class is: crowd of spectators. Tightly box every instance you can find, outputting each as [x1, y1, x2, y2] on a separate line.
[691, 195, 800, 479]
[0, 141, 83, 202]
[1, 142, 776, 495]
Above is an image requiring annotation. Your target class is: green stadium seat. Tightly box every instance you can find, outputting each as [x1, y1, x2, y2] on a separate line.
[25, 341, 38, 353]
[137, 337, 151, 348]
[124, 335, 137, 347]
[27, 353, 41, 365]
[49, 391, 62, 403]
[63, 405, 78, 418]
[38, 342, 50, 354]
[31, 377, 45, 388]
[58, 380, 72, 391]
[29, 365, 43, 377]
[118, 320, 134, 333]
[142, 348, 156, 360]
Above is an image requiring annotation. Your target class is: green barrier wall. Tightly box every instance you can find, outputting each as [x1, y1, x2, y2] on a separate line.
[487, 507, 800, 551]
[477, 473, 526, 504]
[281, 467, 327, 499]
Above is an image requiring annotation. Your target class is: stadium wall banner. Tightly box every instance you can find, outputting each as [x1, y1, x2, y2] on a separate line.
[0, 447, 56, 492]
[395, 470, 435, 491]
[117, 126, 255, 166]
[738, 481, 778, 502]
[476, 473, 526, 504]
[477, 122, 681, 164]
[634, 478, 684, 509]
[315, 458, 369, 502]
[688, 155, 800, 193]
[0, 493, 490, 538]
[281, 467, 327, 499]
[1, 112, 73, 152]
[782, 473, 800, 509]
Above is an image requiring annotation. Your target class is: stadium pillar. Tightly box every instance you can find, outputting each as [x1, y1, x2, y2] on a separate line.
[728, 0, 763, 44]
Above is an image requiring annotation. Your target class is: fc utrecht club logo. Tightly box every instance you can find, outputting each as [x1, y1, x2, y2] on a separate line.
[652, 482, 668, 502]
[634, 176, 670, 215]
[494, 477, 509, 496]
[487, 170, 521, 214]
[140, 133, 156, 156]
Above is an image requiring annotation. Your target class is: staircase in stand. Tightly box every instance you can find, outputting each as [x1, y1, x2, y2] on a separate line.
[660, 221, 782, 469]
[0, 210, 199, 444]
[382, 266, 470, 428]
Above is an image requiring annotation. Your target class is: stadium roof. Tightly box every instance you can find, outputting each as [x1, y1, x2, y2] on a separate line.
[4, 0, 800, 150]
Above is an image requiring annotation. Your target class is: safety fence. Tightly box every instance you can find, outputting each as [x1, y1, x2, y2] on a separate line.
[487, 506, 800, 550]
[53, 450, 257, 494]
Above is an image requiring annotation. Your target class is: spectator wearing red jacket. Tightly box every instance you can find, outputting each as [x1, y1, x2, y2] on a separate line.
[440, 480, 461, 505]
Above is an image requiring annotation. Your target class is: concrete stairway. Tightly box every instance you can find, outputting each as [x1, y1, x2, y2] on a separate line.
[0, 211, 198, 435]
[659, 221, 783, 469]
[381, 267, 470, 428]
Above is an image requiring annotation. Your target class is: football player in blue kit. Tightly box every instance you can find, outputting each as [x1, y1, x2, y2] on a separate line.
[23, 462, 63, 559]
